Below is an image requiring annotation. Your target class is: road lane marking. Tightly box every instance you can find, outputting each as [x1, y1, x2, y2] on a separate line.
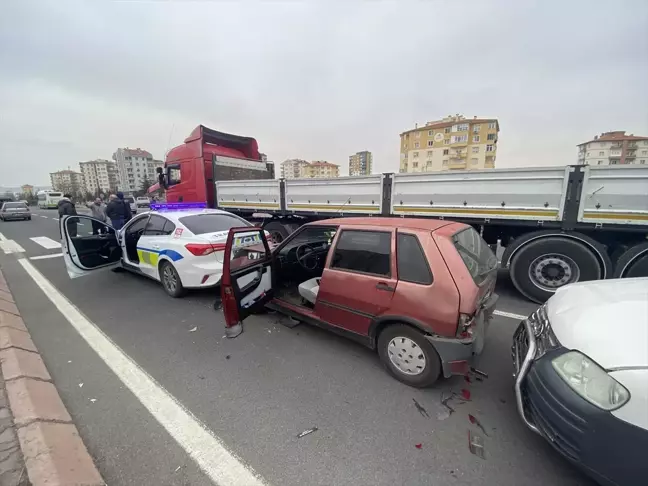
[50, 218, 59, 220]
[29, 253, 63, 260]
[39, 215, 48, 218]
[0, 233, 25, 254]
[493, 310, 527, 320]
[30, 236, 62, 249]
[18, 258, 268, 486]
[0, 232, 6, 242]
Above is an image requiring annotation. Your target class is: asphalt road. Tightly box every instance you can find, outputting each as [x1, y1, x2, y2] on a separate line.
[0, 208, 593, 486]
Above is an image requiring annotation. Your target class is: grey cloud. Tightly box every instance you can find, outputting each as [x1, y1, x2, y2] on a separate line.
[1, 0, 647, 186]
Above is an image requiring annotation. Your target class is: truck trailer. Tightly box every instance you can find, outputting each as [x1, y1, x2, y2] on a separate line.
[161, 125, 648, 303]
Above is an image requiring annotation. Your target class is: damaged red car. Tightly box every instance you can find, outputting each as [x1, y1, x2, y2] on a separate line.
[220, 218, 498, 387]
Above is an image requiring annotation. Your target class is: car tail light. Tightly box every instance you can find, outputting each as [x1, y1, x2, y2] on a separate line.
[185, 242, 226, 256]
[457, 313, 475, 338]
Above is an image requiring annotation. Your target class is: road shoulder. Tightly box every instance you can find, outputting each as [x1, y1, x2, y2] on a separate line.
[0, 268, 104, 486]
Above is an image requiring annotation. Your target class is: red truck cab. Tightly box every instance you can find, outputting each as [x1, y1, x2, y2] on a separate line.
[162, 125, 267, 206]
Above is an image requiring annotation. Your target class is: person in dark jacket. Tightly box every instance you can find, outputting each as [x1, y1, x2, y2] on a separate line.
[57, 194, 78, 237]
[117, 192, 133, 222]
[106, 194, 127, 230]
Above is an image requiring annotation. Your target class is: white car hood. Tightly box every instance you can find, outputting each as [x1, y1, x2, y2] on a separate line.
[547, 278, 648, 369]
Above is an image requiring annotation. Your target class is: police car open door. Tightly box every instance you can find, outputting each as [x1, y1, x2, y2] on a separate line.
[60, 216, 122, 278]
[221, 227, 274, 338]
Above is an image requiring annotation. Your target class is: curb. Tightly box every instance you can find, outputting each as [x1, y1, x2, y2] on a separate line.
[0, 269, 104, 486]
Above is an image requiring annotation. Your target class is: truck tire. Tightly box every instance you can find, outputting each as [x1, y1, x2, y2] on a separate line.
[510, 237, 603, 303]
[264, 221, 297, 245]
[377, 324, 441, 388]
[613, 242, 648, 279]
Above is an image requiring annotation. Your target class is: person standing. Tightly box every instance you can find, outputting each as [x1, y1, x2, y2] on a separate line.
[116, 192, 133, 223]
[106, 194, 126, 230]
[57, 193, 78, 237]
[86, 198, 107, 235]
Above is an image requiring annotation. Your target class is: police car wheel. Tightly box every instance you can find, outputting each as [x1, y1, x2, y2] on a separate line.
[159, 261, 186, 298]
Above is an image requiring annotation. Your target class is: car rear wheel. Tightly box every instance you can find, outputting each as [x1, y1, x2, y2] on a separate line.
[159, 261, 186, 298]
[377, 324, 441, 388]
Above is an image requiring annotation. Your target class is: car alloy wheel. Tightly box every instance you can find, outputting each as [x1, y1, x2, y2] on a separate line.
[163, 265, 177, 292]
[387, 336, 427, 376]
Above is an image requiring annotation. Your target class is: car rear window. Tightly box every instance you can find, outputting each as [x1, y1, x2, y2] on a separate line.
[4, 203, 28, 209]
[397, 233, 433, 284]
[125, 197, 135, 203]
[452, 227, 498, 285]
[179, 213, 250, 235]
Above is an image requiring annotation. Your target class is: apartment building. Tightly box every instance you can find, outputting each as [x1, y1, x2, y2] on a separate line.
[79, 159, 119, 195]
[281, 159, 310, 179]
[349, 151, 373, 176]
[112, 148, 162, 193]
[577, 131, 648, 166]
[399, 114, 499, 173]
[50, 170, 84, 194]
[306, 161, 340, 178]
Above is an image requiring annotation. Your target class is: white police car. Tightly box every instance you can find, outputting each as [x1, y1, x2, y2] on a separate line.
[59, 203, 255, 297]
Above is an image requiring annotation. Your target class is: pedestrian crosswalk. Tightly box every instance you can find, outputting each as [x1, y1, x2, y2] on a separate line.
[30, 236, 61, 249]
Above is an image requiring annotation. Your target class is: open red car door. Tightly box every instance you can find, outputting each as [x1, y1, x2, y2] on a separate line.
[221, 227, 274, 338]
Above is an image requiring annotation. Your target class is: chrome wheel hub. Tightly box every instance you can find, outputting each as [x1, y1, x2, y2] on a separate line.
[529, 253, 580, 291]
[387, 337, 426, 376]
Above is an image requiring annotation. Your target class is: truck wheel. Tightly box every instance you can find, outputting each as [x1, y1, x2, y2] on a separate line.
[264, 221, 296, 245]
[510, 237, 602, 303]
[159, 261, 186, 298]
[613, 242, 648, 279]
[377, 324, 441, 388]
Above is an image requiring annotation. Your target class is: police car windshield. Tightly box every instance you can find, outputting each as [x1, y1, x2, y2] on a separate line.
[179, 213, 250, 235]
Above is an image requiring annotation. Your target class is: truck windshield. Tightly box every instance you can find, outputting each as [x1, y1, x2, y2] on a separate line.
[452, 227, 497, 285]
[179, 213, 250, 235]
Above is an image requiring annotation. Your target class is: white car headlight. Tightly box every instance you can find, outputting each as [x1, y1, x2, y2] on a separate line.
[552, 351, 630, 411]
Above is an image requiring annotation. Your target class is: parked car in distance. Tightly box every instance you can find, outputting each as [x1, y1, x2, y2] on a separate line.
[512, 277, 648, 486]
[221, 217, 499, 387]
[125, 196, 137, 214]
[136, 197, 150, 209]
[0, 202, 31, 221]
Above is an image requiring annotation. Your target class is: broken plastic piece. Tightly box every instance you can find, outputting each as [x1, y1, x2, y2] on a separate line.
[440, 392, 456, 415]
[469, 414, 490, 436]
[189, 326, 197, 332]
[415, 443, 422, 449]
[412, 398, 430, 418]
[296, 427, 318, 438]
[461, 389, 471, 400]
[470, 367, 488, 378]
[468, 430, 486, 459]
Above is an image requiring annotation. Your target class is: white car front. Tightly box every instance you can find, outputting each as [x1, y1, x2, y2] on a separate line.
[512, 277, 648, 486]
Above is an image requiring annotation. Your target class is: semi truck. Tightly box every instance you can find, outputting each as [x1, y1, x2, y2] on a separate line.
[160, 125, 648, 303]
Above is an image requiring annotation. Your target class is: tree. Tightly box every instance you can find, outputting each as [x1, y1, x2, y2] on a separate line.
[136, 177, 153, 197]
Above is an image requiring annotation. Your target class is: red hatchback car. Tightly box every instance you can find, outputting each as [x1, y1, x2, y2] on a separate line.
[221, 218, 499, 387]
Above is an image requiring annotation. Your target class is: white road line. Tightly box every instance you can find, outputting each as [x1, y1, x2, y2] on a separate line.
[18, 258, 268, 486]
[493, 310, 528, 320]
[0, 232, 6, 242]
[30, 236, 61, 249]
[29, 253, 63, 260]
[39, 215, 48, 218]
[50, 217, 59, 220]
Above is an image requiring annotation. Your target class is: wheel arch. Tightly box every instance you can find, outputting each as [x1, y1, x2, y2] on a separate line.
[369, 315, 432, 349]
[614, 241, 648, 278]
[501, 230, 612, 279]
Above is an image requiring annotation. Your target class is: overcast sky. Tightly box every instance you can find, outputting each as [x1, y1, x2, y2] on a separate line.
[1, 0, 647, 186]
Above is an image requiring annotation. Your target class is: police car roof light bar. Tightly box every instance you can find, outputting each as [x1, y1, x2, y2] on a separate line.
[150, 202, 207, 211]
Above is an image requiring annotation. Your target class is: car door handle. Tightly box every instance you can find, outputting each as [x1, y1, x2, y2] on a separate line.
[376, 282, 395, 291]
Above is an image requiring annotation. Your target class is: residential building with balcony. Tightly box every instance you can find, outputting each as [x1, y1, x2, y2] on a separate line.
[281, 159, 310, 179]
[79, 159, 119, 195]
[399, 114, 499, 173]
[577, 131, 648, 166]
[50, 170, 84, 195]
[112, 148, 162, 193]
[306, 161, 340, 178]
[349, 151, 373, 176]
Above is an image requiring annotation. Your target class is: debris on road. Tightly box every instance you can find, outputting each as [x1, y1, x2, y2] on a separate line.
[468, 430, 486, 459]
[174, 466, 182, 472]
[461, 389, 471, 401]
[188, 326, 197, 332]
[225, 355, 231, 360]
[440, 392, 456, 416]
[412, 398, 430, 418]
[469, 414, 490, 436]
[296, 427, 318, 438]
[79, 383, 83, 388]
[470, 367, 488, 379]
[437, 408, 452, 421]
[89, 398, 97, 403]
[67, 360, 72, 363]
[415, 443, 422, 449]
